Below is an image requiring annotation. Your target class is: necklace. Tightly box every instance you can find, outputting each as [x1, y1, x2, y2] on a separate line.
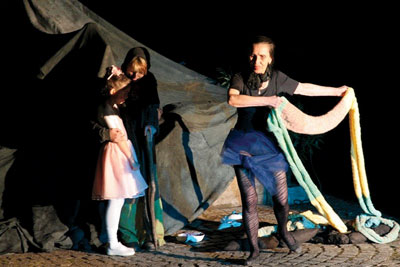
[258, 81, 269, 95]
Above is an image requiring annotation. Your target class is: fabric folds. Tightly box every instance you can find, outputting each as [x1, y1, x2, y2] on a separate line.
[221, 129, 288, 196]
[267, 88, 399, 243]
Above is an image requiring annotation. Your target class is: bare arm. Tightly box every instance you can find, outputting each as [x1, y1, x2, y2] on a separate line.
[228, 88, 282, 108]
[116, 139, 131, 161]
[294, 83, 348, 97]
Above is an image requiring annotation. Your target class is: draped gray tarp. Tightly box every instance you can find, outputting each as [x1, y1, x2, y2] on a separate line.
[0, 0, 237, 251]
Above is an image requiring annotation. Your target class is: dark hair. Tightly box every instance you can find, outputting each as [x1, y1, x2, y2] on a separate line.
[249, 35, 275, 59]
[247, 35, 275, 75]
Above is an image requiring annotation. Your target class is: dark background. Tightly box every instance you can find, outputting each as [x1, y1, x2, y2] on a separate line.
[3, 1, 399, 219]
[78, 1, 398, 217]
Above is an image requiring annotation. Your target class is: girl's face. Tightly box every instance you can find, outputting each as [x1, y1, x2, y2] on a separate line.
[112, 85, 131, 105]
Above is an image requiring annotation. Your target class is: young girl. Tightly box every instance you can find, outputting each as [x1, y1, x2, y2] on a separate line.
[92, 65, 148, 256]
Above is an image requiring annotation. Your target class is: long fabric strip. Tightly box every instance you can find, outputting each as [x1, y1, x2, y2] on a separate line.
[267, 88, 399, 243]
[355, 214, 400, 243]
[348, 97, 381, 216]
[267, 99, 348, 233]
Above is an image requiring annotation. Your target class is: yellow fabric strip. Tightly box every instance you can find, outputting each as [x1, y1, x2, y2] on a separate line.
[349, 97, 380, 216]
[268, 97, 348, 233]
[268, 88, 382, 235]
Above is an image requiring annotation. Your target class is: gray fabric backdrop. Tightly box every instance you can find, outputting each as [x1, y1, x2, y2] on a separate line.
[0, 0, 237, 246]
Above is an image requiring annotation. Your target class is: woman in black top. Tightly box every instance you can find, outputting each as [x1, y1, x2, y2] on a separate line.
[221, 36, 347, 265]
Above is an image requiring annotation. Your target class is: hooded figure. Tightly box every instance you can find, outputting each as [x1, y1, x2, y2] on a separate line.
[120, 47, 160, 147]
[118, 47, 165, 250]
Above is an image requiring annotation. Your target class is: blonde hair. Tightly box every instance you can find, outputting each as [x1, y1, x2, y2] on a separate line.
[126, 56, 148, 76]
[101, 66, 131, 97]
[106, 74, 131, 93]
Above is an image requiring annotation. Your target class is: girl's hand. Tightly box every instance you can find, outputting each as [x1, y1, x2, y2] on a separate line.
[109, 128, 125, 142]
[129, 158, 140, 171]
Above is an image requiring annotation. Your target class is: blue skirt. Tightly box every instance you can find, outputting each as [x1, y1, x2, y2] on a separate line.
[221, 129, 288, 195]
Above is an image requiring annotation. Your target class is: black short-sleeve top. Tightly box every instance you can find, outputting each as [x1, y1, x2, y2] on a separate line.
[230, 70, 299, 133]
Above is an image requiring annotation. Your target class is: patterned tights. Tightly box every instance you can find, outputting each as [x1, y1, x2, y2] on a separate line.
[234, 167, 298, 261]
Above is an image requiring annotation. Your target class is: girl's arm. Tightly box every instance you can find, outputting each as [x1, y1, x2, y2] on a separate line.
[227, 88, 282, 108]
[115, 140, 138, 170]
[95, 105, 125, 143]
[294, 83, 348, 96]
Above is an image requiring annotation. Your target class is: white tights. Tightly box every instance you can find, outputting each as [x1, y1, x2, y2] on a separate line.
[105, 198, 125, 247]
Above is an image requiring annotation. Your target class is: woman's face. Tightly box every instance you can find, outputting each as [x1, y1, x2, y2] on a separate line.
[249, 43, 273, 74]
[126, 68, 144, 81]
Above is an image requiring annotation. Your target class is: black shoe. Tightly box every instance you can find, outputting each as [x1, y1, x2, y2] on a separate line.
[96, 242, 109, 254]
[141, 241, 155, 251]
[278, 234, 302, 253]
[244, 252, 259, 266]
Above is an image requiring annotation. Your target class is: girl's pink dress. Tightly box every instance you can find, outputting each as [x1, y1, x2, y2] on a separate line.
[92, 104, 148, 200]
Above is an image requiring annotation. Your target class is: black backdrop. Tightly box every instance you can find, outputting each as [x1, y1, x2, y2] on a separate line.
[2, 1, 399, 220]
[78, 1, 399, 218]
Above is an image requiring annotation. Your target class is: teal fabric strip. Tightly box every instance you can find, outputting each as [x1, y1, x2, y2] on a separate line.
[268, 96, 399, 243]
[267, 97, 322, 203]
[363, 195, 381, 217]
[355, 214, 399, 244]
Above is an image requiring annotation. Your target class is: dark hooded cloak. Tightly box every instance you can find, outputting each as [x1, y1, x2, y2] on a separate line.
[119, 47, 160, 153]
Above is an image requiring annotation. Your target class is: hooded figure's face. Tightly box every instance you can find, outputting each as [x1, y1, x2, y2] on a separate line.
[126, 67, 145, 81]
[122, 47, 150, 82]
